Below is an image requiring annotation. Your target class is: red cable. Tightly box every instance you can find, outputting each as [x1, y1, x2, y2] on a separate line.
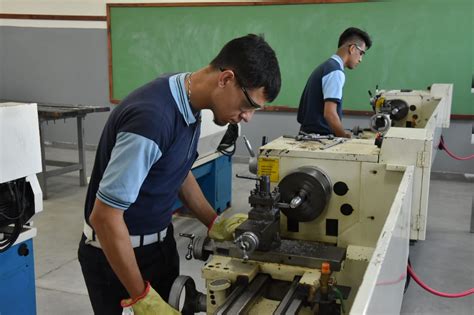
[439, 136, 474, 160]
[407, 264, 474, 298]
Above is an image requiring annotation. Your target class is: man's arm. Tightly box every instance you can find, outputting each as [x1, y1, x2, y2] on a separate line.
[89, 199, 145, 298]
[324, 101, 351, 138]
[179, 171, 217, 227]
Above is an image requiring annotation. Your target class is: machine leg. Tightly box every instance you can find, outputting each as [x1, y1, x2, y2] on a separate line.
[77, 115, 87, 186]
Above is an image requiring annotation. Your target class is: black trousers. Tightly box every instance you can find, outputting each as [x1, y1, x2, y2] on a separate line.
[78, 224, 179, 315]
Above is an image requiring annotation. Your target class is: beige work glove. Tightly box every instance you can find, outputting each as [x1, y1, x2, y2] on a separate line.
[208, 213, 248, 241]
[121, 281, 180, 315]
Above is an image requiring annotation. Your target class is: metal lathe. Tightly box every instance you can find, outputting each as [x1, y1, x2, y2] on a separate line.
[170, 84, 453, 314]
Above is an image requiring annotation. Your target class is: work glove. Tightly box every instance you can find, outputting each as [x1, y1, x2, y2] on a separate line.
[121, 281, 180, 315]
[208, 213, 248, 241]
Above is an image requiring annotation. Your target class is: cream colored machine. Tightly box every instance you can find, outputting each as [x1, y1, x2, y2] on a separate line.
[364, 84, 452, 240]
[170, 84, 452, 314]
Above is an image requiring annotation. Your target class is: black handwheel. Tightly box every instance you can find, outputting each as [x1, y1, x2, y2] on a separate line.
[278, 166, 332, 222]
[169, 276, 206, 315]
[193, 236, 211, 261]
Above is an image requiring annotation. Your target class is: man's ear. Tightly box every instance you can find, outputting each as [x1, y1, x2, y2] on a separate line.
[218, 69, 235, 88]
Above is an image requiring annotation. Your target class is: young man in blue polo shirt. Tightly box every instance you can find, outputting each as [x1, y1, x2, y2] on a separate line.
[78, 34, 281, 315]
[297, 27, 372, 137]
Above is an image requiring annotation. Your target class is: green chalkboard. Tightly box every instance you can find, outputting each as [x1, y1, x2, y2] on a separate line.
[108, 0, 473, 116]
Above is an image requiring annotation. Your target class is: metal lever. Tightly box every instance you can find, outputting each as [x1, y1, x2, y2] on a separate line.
[179, 233, 195, 260]
[285, 133, 334, 142]
[242, 135, 255, 157]
[319, 138, 347, 150]
[235, 174, 259, 181]
[242, 135, 258, 174]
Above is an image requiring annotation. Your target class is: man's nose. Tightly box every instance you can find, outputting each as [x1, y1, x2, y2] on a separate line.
[240, 110, 255, 123]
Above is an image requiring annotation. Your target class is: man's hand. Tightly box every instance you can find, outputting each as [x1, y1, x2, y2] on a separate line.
[208, 213, 248, 241]
[121, 282, 180, 315]
[324, 101, 348, 137]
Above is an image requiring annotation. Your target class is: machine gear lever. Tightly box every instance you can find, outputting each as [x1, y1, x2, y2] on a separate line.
[234, 231, 259, 262]
[242, 135, 258, 174]
[179, 233, 195, 260]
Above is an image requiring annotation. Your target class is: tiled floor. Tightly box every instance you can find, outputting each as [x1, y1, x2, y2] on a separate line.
[27, 147, 474, 314]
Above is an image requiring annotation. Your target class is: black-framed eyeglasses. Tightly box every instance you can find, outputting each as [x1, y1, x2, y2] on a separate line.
[351, 44, 366, 56]
[220, 68, 263, 109]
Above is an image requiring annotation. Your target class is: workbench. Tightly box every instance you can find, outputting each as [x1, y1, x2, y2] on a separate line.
[37, 103, 110, 199]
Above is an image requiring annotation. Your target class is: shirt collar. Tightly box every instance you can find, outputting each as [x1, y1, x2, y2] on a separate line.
[331, 54, 344, 70]
[168, 72, 199, 126]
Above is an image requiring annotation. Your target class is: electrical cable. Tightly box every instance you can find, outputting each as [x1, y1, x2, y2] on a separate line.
[0, 181, 25, 220]
[0, 180, 25, 253]
[438, 136, 474, 160]
[217, 124, 239, 156]
[0, 216, 22, 253]
[404, 258, 412, 294]
[407, 264, 474, 298]
[218, 144, 236, 156]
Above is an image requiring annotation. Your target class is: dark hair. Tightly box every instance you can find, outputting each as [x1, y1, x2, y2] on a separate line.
[338, 27, 372, 49]
[210, 34, 281, 102]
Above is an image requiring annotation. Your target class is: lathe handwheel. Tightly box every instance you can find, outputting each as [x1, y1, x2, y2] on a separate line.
[168, 275, 206, 315]
[193, 236, 210, 261]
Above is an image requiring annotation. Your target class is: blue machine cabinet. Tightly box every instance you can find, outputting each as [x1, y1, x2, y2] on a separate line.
[0, 238, 36, 315]
[174, 154, 232, 214]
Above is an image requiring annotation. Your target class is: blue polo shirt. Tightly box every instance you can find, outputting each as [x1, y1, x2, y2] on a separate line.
[297, 54, 345, 135]
[84, 73, 201, 234]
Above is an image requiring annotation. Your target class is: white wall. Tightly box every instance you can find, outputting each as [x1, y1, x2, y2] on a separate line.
[0, 0, 270, 28]
[0, 0, 262, 16]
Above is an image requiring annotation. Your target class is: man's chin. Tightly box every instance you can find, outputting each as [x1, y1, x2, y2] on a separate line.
[213, 119, 228, 127]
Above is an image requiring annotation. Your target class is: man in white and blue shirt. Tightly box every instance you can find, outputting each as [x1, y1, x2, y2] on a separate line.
[78, 34, 281, 315]
[298, 27, 372, 137]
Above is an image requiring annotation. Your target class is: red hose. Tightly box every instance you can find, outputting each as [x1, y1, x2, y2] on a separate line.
[439, 136, 474, 160]
[407, 264, 474, 298]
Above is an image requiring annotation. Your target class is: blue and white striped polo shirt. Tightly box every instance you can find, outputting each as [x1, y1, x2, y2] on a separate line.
[84, 73, 201, 234]
[297, 54, 345, 135]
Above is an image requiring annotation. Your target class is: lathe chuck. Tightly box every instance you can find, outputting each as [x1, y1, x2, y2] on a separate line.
[278, 166, 331, 222]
